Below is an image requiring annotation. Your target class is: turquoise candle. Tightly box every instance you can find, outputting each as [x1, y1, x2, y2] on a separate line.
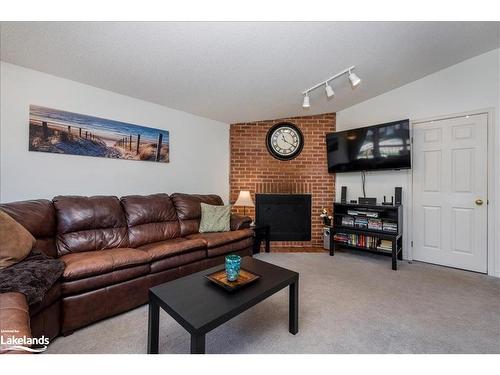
[225, 255, 241, 282]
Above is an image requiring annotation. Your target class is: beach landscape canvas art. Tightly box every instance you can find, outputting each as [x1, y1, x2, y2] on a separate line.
[28, 105, 170, 163]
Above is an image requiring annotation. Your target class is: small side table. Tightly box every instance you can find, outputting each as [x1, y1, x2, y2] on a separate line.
[251, 224, 270, 254]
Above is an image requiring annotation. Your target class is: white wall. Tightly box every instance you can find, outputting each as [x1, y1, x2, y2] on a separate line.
[336, 49, 500, 276]
[0, 62, 230, 203]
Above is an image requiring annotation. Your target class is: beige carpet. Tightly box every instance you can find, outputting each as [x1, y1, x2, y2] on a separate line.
[45, 252, 500, 354]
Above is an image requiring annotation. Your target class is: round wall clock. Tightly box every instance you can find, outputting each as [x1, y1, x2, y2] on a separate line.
[266, 122, 304, 161]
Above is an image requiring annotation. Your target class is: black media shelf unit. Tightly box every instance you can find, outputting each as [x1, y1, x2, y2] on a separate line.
[329, 202, 403, 270]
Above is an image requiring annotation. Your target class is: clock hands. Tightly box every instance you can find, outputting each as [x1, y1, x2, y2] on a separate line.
[281, 134, 296, 148]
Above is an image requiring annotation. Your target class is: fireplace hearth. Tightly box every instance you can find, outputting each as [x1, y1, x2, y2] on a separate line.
[255, 194, 312, 241]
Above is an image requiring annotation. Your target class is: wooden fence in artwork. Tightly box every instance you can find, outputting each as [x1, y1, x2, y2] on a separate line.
[40, 121, 99, 143]
[38, 120, 165, 160]
[115, 132, 164, 161]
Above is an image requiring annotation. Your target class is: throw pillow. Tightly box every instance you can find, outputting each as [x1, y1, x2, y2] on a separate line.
[0, 209, 36, 269]
[199, 203, 231, 233]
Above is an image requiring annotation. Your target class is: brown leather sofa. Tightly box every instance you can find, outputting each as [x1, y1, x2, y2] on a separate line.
[0, 292, 32, 354]
[0, 193, 253, 352]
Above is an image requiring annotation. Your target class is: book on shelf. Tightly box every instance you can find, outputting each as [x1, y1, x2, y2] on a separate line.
[333, 233, 379, 250]
[377, 239, 393, 252]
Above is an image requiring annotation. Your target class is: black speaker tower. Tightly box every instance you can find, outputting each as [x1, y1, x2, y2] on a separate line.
[341, 186, 347, 203]
[395, 187, 402, 205]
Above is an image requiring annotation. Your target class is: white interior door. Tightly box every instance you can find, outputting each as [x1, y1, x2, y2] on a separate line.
[412, 114, 488, 273]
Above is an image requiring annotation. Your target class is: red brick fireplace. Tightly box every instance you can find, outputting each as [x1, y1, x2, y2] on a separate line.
[230, 113, 336, 249]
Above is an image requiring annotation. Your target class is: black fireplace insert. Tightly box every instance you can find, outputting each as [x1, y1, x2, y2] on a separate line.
[255, 194, 311, 241]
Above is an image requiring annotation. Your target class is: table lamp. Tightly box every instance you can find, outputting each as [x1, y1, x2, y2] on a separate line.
[233, 190, 254, 216]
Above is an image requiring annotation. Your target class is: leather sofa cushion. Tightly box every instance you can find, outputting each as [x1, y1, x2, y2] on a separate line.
[0, 199, 57, 257]
[61, 264, 150, 296]
[171, 193, 223, 220]
[60, 248, 151, 281]
[0, 292, 31, 354]
[187, 228, 253, 248]
[53, 196, 128, 255]
[0, 199, 55, 238]
[150, 249, 207, 273]
[61, 276, 150, 335]
[137, 238, 206, 261]
[170, 193, 224, 236]
[121, 194, 181, 247]
[206, 237, 253, 258]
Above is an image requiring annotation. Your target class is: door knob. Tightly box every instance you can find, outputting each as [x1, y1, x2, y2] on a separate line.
[475, 199, 484, 206]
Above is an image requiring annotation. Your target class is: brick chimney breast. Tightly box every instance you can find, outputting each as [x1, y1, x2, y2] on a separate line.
[230, 113, 336, 249]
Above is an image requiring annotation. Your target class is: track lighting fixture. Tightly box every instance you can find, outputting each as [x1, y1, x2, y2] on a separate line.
[302, 93, 310, 108]
[325, 82, 335, 98]
[301, 65, 361, 108]
[348, 69, 361, 88]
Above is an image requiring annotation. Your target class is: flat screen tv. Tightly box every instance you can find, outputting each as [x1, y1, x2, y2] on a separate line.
[326, 119, 411, 173]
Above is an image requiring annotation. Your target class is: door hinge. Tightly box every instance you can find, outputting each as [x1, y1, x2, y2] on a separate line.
[411, 241, 414, 247]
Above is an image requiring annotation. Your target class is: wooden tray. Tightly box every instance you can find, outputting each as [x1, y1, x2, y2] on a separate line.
[205, 268, 260, 291]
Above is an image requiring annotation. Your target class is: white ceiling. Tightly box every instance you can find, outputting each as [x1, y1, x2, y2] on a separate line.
[1, 22, 498, 124]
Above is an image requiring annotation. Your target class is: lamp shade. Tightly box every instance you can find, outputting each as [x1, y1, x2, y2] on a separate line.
[234, 190, 254, 207]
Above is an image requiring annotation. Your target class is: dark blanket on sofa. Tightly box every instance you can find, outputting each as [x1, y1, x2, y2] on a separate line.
[0, 251, 64, 305]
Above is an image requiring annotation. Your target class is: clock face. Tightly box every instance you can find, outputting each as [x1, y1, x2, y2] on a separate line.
[266, 122, 304, 160]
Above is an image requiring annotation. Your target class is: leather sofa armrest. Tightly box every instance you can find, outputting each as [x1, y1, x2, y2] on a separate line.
[0, 292, 32, 354]
[230, 214, 252, 231]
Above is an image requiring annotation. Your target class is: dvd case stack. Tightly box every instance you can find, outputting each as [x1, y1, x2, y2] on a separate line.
[341, 216, 354, 227]
[346, 210, 379, 218]
[354, 217, 368, 228]
[367, 218, 382, 230]
[382, 221, 398, 233]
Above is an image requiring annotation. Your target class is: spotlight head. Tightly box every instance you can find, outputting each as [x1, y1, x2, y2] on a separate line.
[348, 70, 361, 88]
[325, 83, 335, 98]
[302, 93, 310, 108]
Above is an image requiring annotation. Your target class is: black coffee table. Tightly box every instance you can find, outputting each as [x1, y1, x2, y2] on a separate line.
[147, 257, 299, 354]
